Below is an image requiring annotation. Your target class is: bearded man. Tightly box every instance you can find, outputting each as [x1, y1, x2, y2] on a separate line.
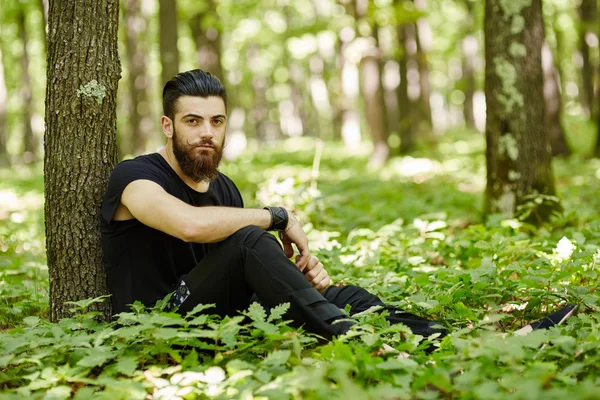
[101, 69, 575, 341]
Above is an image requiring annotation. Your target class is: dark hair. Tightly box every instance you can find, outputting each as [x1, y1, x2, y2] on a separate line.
[162, 69, 227, 119]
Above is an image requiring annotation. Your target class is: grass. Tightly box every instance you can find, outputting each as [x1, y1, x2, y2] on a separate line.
[1, 125, 600, 399]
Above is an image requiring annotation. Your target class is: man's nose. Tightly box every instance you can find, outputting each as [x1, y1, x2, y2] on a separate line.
[199, 121, 214, 138]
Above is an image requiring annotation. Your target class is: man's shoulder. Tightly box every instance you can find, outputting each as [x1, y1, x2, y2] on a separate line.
[216, 171, 237, 186]
[114, 153, 163, 170]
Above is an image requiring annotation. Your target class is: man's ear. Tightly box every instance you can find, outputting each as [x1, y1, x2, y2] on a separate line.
[161, 116, 174, 138]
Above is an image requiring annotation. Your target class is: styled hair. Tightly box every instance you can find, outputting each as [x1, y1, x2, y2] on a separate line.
[162, 69, 227, 119]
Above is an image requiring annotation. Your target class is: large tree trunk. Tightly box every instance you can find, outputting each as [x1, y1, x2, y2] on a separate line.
[578, 0, 597, 117]
[17, 5, 37, 163]
[122, 0, 151, 155]
[395, 21, 415, 153]
[159, 0, 180, 87]
[0, 45, 8, 167]
[45, 0, 120, 321]
[542, 42, 570, 156]
[189, 0, 224, 82]
[484, 0, 560, 224]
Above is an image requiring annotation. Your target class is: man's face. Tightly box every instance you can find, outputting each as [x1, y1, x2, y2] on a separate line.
[170, 96, 226, 183]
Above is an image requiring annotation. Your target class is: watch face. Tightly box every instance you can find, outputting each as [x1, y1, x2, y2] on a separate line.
[171, 279, 191, 308]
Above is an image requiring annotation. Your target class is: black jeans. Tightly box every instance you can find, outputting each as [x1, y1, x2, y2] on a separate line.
[176, 226, 445, 340]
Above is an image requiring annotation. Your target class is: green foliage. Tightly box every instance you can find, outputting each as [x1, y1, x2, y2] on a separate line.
[3, 133, 600, 398]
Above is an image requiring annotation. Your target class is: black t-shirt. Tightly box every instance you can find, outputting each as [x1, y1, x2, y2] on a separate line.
[100, 153, 243, 313]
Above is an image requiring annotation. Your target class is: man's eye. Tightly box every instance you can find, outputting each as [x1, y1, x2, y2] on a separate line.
[188, 119, 198, 124]
[213, 120, 223, 126]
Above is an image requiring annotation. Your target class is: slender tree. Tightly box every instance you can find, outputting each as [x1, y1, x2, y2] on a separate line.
[159, 0, 180, 87]
[189, 0, 224, 82]
[356, 0, 389, 166]
[17, 3, 37, 163]
[39, 0, 49, 53]
[122, 0, 151, 155]
[395, 22, 415, 152]
[44, 0, 120, 321]
[484, 0, 560, 223]
[0, 44, 9, 167]
[578, 0, 597, 116]
[461, 0, 477, 130]
[542, 42, 570, 156]
[413, 0, 433, 129]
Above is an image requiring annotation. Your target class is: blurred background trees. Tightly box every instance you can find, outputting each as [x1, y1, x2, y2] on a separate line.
[0, 0, 598, 164]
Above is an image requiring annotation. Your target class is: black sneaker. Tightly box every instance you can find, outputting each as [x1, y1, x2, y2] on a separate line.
[515, 304, 577, 336]
[530, 304, 578, 330]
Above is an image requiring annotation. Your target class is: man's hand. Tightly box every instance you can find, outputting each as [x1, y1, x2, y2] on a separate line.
[300, 255, 332, 293]
[278, 212, 311, 271]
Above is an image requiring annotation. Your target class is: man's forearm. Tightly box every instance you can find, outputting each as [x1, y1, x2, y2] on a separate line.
[183, 207, 273, 243]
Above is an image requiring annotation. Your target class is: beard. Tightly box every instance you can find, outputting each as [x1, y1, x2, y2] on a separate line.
[172, 126, 224, 183]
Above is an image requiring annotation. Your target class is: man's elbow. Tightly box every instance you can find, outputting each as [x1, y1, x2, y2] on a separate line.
[179, 221, 217, 243]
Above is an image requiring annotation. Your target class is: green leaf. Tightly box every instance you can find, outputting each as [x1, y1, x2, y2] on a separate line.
[115, 356, 138, 376]
[0, 354, 13, 367]
[376, 358, 419, 371]
[77, 347, 115, 368]
[185, 303, 216, 317]
[267, 303, 290, 323]
[43, 386, 72, 400]
[247, 302, 267, 323]
[262, 350, 291, 367]
[65, 295, 111, 312]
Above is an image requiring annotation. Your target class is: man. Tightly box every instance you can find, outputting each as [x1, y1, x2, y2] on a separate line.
[101, 69, 575, 341]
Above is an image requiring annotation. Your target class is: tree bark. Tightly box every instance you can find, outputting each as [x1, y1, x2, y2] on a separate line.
[189, 0, 224, 82]
[122, 0, 151, 155]
[542, 42, 570, 156]
[45, 0, 120, 321]
[0, 44, 9, 167]
[159, 0, 180, 87]
[578, 0, 597, 116]
[17, 5, 37, 163]
[484, 0, 560, 224]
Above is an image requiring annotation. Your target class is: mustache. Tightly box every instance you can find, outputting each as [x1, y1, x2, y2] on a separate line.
[186, 138, 217, 148]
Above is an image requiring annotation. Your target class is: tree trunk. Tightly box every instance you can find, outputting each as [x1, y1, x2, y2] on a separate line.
[484, 0, 560, 224]
[395, 22, 415, 153]
[159, 0, 180, 87]
[578, 0, 597, 116]
[542, 42, 570, 156]
[595, 59, 600, 158]
[45, 0, 120, 321]
[0, 44, 9, 167]
[17, 5, 37, 163]
[39, 0, 49, 53]
[356, 0, 389, 166]
[122, 0, 151, 155]
[462, 1, 477, 130]
[189, 0, 224, 82]
[413, 0, 433, 130]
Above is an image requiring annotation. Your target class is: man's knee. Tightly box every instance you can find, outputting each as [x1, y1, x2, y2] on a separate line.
[323, 285, 385, 315]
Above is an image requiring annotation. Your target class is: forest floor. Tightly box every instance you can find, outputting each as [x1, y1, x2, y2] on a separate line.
[1, 123, 600, 399]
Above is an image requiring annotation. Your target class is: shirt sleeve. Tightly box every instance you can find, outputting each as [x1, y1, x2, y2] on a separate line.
[100, 159, 168, 224]
[221, 173, 244, 208]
